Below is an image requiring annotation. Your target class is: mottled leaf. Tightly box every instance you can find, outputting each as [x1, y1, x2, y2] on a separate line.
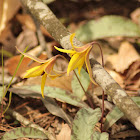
[104, 97, 140, 131]
[71, 68, 90, 99]
[1, 127, 48, 140]
[9, 85, 88, 108]
[71, 108, 101, 140]
[42, 97, 73, 126]
[103, 106, 123, 131]
[76, 15, 140, 42]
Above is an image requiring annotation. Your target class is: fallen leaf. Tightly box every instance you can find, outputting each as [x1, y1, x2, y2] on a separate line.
[0, 24, 16, 54]
[0, 0, 20, 34]
[22, 75, 72, 92]
[131, 8, 140, 25]
[56, 124, 71, 140]
[0, 69, 17, 85]
[76, 15, 140, 42]
[125, 59, 140, 91]
[42, 97, 73, 126]
[16, 14, 52, 38]
[5, 53, 47, 77]
[111, 130, 140, 139]
[16, 14, 36, 32]
[107, 69, 124, 88]
[16, 28, 38, 52]
[107, 41, 140, 73]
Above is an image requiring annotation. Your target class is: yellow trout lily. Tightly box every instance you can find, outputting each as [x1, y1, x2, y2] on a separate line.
[17, 47, 65, 98]
[54, 33, 97, 85]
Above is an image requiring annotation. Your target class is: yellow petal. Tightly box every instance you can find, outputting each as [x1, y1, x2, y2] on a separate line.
[54, 46, 75, 54]
[24, 64, 45, 78]
[70, 33, 76, 48]
[41, 73, 47, 98]
[67, 53, 85, 75]
[48, 69, 66, 79]
[44, 58, 56, 74]
[85, 47, 97, 85]
[74, 43, 91, 52]
[16, 46, 49, 63]
[48, 73, 63, 79]
[77, 56, 85, 75]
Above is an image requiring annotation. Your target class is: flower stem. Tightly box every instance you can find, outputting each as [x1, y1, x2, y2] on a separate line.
[73, 70, 94, 109]
[101, 90, 105, 132]
[91, 42, 104, 132]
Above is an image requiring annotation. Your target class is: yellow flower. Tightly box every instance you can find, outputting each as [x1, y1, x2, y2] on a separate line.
[54, 33, 97, 85]
[17, 47, 65, 98]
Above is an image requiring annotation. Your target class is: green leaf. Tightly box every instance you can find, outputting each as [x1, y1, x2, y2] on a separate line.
[104, 97, 140, 131]
[71, 108, 101, 140]
[9, 85, 88, 108]
[45, 86, 87, 107]
[0, 86, 5, 103]
[92, 131, 109, 140]
[42, 97, 73, 126]
[76, 15, 140, 42]
[71, 68, 90, 99]
[103, 106, 123, 131]
[1, 127, 48, 140]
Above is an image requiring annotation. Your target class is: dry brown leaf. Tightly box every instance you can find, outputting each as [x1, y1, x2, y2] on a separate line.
[0, 0, 20, 34]
[107, 69, 124, 88]
[16, 27, 38, 52]
[0, 67, 17, 84]
[0, 24, 16, 54]
[16, 14, 36, 32]
[23, 75, 72, 92]
[131, 8, 140, 25]
[5, 53, 47, 77]
[46, 75, 72, 91]
[125, 59, 140, 91]
[107, 42, 140, 73]
[16, 14, 52, 38]
[56, 124, 71, 140]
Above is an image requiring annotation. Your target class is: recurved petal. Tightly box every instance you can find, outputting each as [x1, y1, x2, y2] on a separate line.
[16, 46, 48, 63]
[74, 43, 91, 52]
[48, 69, 66, 79]
[54, 46, 75, 54]
[85, 47, 97, 85]
[48, 73, 64, 79]
[70, 33, 77, 48]
[23, 64, 45, 78]
[44, 59, 55, 74]
[41, 73, 47, 98]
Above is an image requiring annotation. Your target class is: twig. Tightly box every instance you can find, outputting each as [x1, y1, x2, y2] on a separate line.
[21, 1, 51, 66]
[2, 106, 56, 140]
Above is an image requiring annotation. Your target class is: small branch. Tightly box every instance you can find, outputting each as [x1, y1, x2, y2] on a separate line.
[3, 106, 56, 140]
[20, 1, 52, 66]
[90, 58, 140, 131]
[28, 16, 49, 66]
